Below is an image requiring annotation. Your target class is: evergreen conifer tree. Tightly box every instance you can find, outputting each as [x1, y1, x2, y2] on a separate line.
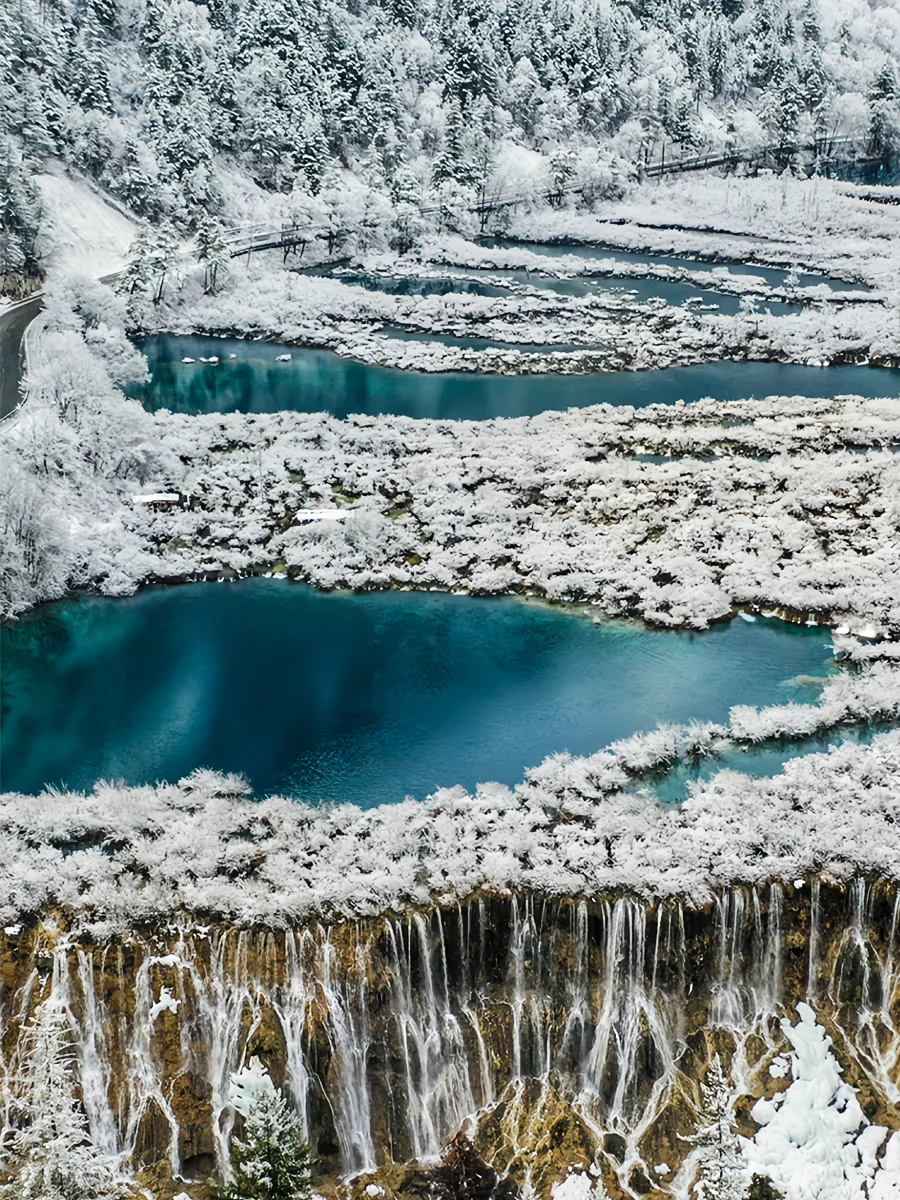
[216, 1059, 315, 1200]
[0, 996, 129, 1200]
[868, 65, 899, 156]
[688, 1054, 748, 1200]
[0, 138, 42, 276]
[195, 211, 230, 293]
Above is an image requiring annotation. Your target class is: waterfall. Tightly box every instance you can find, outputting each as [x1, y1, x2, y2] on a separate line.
[318, 928, 375, 1173]
[807, 876, 821, 998]
[73, 948, 119, 1155]
[277, 929, 314, 1138]
[0, 880, 897, 1191]
[827, 880, 900, 1106]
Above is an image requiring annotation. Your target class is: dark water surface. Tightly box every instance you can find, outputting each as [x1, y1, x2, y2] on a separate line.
[481, 236, 872, 291]
[828, 159, 900, 187]
[131, 334, 899, 419]
[323, 267, 802, 314]
[1, 581, 839, 805]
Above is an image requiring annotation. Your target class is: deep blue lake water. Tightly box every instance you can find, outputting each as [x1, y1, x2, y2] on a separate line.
[131, 334, 900, 419]
[1, 581, 838, 805]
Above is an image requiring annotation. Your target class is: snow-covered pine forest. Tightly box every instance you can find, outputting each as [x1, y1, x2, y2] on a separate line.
[2, 0, 900, 276]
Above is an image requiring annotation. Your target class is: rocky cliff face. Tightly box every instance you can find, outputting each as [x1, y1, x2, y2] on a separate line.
[1, 877, 898, 1199]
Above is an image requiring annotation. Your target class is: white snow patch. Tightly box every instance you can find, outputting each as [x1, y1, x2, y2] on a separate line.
[744, 1003, 899, 1199]
[551, 1171, 608, 1200]
[33, 164, 136, 281]
[228, 1055, 275, 1118]
[148, 986, 179, 1022]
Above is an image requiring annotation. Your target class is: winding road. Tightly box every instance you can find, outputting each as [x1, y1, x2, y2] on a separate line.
[0, 295, 43, 420]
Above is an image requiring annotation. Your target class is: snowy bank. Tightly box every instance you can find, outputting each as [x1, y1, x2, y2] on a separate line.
[141, 252, 900, 375]
[1, 723, 899, 930]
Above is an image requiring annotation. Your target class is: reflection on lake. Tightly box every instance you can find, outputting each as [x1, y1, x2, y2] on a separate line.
[130, 333, 900, 420]
[1, 581, 840, 805]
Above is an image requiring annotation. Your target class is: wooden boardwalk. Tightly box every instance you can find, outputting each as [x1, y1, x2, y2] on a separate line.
[222, 139, 884, 254]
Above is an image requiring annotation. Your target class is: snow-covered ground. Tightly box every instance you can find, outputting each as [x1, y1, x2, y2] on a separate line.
[744, 1003, 900, 1200]
[504, 172, 900, 290]
[112, 390, 900, 632]
[33, 165, 136, 282]
[134, 208, 899, 374]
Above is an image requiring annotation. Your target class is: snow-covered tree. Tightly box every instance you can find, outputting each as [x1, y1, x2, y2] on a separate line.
[686, 1054, 748, 1200]
[868, 65, 900, 156]
[195, 211, 231, 294]
[216, 1058, 315, 1200]
[118, 222, 182, 308]
[0, 137, 42, 277]
[0, 996, 130, 1200]
[743, 1003, 897, 1200]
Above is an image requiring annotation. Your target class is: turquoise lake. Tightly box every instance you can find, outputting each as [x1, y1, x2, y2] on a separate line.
[132, 334, 900, 420]
[1, 580, 839, 805]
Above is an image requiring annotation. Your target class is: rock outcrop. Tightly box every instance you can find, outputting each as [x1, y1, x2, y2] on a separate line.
[1, 878, 898, 1198]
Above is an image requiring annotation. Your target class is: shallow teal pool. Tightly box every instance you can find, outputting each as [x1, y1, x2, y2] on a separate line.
[323, 266, 803, 314]
[131, 334, 899, 420]
[1, 581, 840, 804]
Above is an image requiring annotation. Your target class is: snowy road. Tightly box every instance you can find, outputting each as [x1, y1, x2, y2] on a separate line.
[0, 295, 42, 419]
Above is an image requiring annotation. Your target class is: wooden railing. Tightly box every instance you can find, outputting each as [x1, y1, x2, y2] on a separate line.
[221, 140, 884, 247]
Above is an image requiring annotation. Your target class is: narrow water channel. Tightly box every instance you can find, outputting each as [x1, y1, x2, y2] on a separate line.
[1, 580, 839, 804]
[479, 236, 873, 291]
[131, 333, 900, 419]
[322, 267, 804, 313]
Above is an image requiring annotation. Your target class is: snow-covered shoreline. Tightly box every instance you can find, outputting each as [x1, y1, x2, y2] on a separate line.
[503, 173, 900, 290]
[135, 240, 900, 376]
[5, 305, 900, 630]
[118, 390, 900, 633]
[1, 716, 898, 931]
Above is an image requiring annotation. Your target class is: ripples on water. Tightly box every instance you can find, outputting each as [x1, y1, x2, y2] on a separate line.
[0, 581, 840, 805]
